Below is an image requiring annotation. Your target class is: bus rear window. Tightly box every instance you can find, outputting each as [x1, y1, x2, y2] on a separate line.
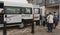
[34, 8, 40, 14]
[5, 7, 21, 14]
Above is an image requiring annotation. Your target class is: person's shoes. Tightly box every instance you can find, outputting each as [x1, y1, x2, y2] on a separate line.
[50, 31, 52, 32]
[47, 31, 50, 32]
[54, 26, 57, 29]
[54, 27, 56, 29]
[47, 31, 53, 33]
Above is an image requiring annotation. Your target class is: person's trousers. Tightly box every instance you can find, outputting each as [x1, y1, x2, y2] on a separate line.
[43, 21, 45, 26]
[47, 23, 53, 32]
[54, 20, 58, 29]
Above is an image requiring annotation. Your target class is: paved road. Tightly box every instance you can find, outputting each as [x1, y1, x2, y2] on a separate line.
[0, 24, 60, 35]
[0, 30, 3, 35]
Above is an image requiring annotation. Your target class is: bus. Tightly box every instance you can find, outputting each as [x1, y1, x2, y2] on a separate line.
[0, 1, 4, 27]
[4, 1, 33, 28]
[33, 5, 40, 25]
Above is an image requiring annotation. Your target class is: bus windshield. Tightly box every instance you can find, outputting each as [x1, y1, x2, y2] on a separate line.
[21, 8, 32, 14]
[5, 7, 21, 14]
[34, 8, 40, 14]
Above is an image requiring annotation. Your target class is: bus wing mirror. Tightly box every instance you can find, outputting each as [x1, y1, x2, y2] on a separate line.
[5, 15, 7, 18]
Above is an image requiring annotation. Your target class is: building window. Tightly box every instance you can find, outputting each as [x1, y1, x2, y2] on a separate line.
[32, 0, 33, 1]
[37, 0, 43, 4]
[49, 0, 55, 3]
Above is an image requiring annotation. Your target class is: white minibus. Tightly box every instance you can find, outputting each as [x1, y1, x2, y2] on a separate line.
[4, 2, 33, 28]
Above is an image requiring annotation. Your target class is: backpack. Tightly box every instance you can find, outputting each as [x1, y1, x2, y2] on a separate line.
[53, 15, 57, 20]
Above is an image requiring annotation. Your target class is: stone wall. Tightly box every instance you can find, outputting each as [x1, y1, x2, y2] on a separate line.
[46, 7, 59, 16]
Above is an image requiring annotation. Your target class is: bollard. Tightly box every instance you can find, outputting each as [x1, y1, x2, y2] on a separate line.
[3, 21, 7, 35]
[31, 21, 34, 34]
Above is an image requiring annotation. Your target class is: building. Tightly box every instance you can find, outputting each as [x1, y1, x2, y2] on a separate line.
[44, 0, 60, 22]
[27, 0, 46, 16]
[27, 0, 45, 5]
[27, 0, 37, 5]
[27, 0, 60, 22]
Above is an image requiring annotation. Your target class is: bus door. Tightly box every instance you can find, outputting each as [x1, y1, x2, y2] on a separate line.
[4, 7, 22, 25]
[33, 8, 40, 25]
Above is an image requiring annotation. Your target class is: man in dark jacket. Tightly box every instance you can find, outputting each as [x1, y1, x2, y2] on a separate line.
[53, 12, 58, 29]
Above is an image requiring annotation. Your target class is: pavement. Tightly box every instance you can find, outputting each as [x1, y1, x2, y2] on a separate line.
[0, 24, 60, 35]
[0, 29, 3, 35]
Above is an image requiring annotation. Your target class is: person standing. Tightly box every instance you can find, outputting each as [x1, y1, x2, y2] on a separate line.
[40, 15, 42, 25]
[42, 16, 45, 26]
[47, 12, 54, 32]
[53, 12, 58, 29]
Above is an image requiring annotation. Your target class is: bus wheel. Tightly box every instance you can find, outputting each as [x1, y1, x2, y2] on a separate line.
[19, 22, 24, 29]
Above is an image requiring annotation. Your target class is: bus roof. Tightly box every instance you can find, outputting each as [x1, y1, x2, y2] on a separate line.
[33, 5, 40, 8]
[4, 1, 32, 8]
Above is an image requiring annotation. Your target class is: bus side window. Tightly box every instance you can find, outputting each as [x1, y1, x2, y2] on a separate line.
[21, 8, 26, 14]
[5, 7, 21, 14]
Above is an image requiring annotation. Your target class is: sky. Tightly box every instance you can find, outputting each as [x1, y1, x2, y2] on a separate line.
[0, 0, 4, 1]
[0, 0, 28, 3]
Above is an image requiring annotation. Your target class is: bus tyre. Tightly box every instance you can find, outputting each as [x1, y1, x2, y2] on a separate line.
[19, 23, 24, 29]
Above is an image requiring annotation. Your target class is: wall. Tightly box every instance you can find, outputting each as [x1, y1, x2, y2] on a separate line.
[40, 6, 45, 16]
[46, 7, 59, 16]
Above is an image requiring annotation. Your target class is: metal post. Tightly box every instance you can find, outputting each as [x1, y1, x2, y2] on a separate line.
[45, 0, 47, 7]
[3, 21, 7, 35]
[31, 21, 34, 33]
[59, 5, 60, 23]
[3, 14, 7, 35]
